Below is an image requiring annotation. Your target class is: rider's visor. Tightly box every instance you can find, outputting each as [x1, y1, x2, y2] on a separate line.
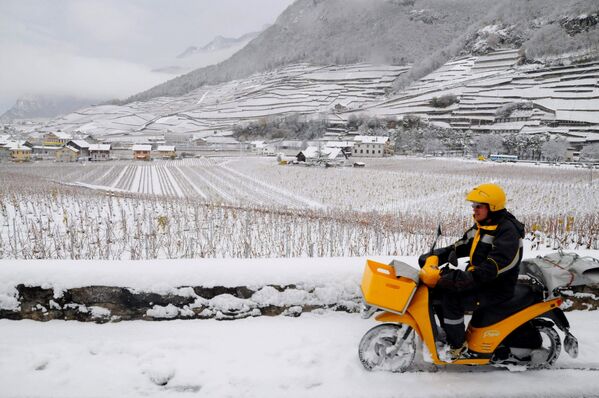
[471, 202, 486, 210]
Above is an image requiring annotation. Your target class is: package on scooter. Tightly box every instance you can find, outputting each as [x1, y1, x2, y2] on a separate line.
[361, 259, 419, 315]
[520, 251, 599, 295]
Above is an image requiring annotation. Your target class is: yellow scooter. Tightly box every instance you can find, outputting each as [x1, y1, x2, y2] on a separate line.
[358, 257, 579, 372]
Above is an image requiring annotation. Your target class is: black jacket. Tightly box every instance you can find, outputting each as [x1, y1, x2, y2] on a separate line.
[434, 210, 525, 302]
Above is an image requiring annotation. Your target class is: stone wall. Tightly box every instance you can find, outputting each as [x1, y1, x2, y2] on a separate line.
[0, 283, 362, 323]
[2, 283, 598, 323]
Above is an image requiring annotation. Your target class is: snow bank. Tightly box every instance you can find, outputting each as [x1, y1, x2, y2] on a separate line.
[1, 250, 598, 322]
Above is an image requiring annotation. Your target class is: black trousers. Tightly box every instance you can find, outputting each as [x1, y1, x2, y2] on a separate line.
[439, 291, 481, 348]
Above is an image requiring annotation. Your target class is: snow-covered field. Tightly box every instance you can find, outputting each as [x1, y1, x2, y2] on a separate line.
[1, 156, 597, 260]
[4, 156, 597, 216]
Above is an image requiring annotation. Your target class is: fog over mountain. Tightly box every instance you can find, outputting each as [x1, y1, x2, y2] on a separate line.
[123, 0, 599, 104]
[177, 31, 262, 58]
[0, 0, 292, 117]
[0, 95, 99, 122]
[152, 32, 263, 76]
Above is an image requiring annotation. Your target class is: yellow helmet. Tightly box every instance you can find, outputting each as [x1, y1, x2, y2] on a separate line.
[466, 183, 506, 212]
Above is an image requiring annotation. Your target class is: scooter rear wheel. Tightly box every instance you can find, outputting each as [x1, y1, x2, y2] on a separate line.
[527, 325, 561, 369]
[358, 323, 416, 372]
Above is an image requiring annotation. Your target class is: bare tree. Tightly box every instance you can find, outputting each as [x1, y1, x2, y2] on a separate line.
[580, 143, 599, 162]
[474, 134, 503, 157]
[541, 138, 568, 162]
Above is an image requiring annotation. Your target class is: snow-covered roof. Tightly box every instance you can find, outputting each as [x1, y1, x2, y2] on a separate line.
[326, 147, 342, 160]
[7, 143, 31, 151]
[102, 136, 152, 144]
[325, 141, 355, 148]
[156, 145, 175, 152]
[47, 131, 73, 140]
[69, 140, 91, 149]
[63, 145, 80, 153]
[32, 145, 60, 150]
[299, 146, 319, 159]
[354, 135, 389, 144]
[4, 140, 30, 150]
[89, 144, 111, 151]
[132, 144, 152, 151]
[298, 146, 344, 160]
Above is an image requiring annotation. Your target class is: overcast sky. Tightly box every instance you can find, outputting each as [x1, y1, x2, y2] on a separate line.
[0, 0, 295, 114]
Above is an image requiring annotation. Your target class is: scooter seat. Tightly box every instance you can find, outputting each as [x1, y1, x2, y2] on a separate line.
[470, 284, 540, 328]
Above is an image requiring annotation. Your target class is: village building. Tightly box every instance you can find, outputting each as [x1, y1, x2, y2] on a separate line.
[7, 143, 32, 162]
[89, 144, 111, 161]
[156, 145, 176, 159]
[31, 145, 61, 160]
[249, 140, 267, 153]
[67, 140, 91, 160]
[324, 140, 354, 157]
[132, 144, 152, 160]
[194, 135, 242, 151]
[296, 146, 346, 163]
[43, 131, 73, 146]
[55, 145, 79, 162]
[352, 136, 393, 157]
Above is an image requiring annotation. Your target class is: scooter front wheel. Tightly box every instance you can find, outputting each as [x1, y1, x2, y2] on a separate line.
[358, 323, 416, 372]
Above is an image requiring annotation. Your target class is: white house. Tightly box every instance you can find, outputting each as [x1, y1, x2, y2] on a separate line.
[156, 145, 176, 159]
[352, 135, 393, 157]
[89, 144, 111, 161]
[132, 144, 152, 160]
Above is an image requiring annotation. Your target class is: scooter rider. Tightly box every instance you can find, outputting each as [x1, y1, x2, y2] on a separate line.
[419, 183, 525, 360]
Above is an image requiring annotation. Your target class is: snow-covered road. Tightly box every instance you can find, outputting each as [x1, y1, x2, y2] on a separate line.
[2, 311, 599, 398]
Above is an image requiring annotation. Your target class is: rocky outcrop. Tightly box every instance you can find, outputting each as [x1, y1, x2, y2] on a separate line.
[560, 12, 599, 36]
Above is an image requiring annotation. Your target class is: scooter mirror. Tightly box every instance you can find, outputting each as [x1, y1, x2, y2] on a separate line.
[448, 250, 458, 267]
[429, 224, 442, 254]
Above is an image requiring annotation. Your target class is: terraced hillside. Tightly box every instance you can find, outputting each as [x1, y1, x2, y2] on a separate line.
[364, 50, 599, 143]
[35, 63, 408, 139]
[21, 50, 599, 147]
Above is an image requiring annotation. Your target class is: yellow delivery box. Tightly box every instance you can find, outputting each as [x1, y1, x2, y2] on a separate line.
[361, 259, 419, 315]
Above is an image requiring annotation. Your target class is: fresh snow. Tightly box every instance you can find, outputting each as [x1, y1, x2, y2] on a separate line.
[1, 252, 599, 396]
[1, 312, 599, 398]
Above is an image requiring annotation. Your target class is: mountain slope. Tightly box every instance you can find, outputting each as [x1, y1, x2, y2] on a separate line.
[122, 0, 496, 104]
[122, 0, 598, 105]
